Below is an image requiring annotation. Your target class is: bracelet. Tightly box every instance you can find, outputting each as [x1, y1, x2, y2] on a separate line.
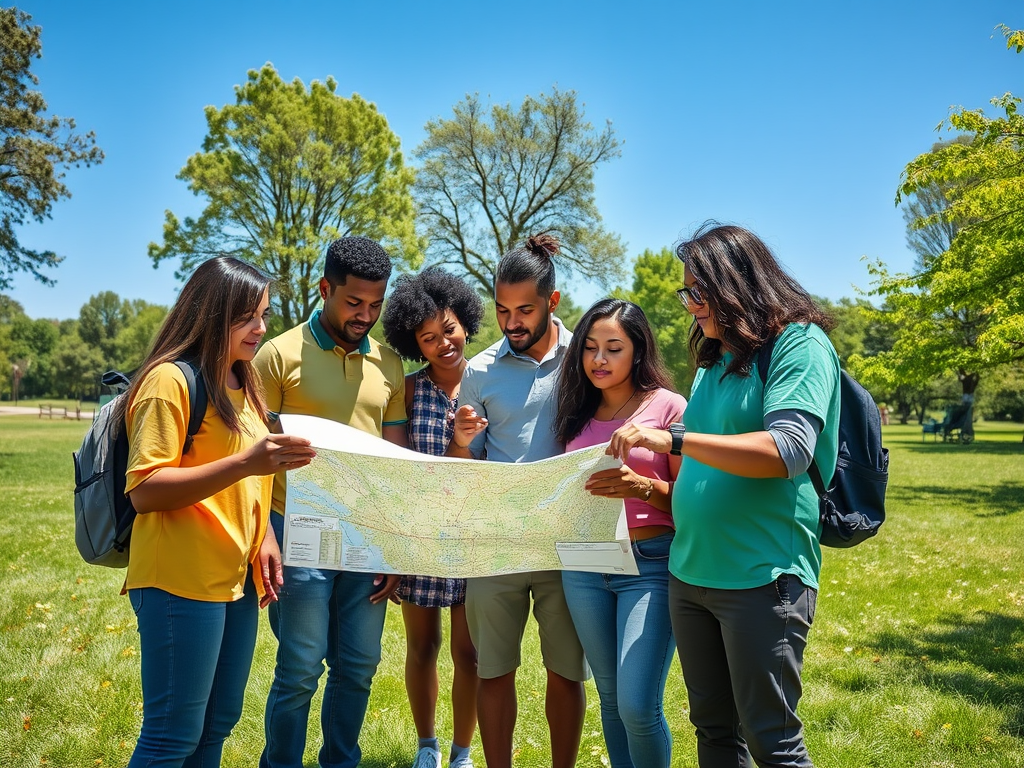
[639, 479, 653, 502]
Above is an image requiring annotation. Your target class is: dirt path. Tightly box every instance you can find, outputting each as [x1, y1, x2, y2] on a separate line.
[0, 406, 95, 418]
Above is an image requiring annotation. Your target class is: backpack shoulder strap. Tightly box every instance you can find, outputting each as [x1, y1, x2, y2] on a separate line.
[757, 334, 829, 498]
[756, 336, 778, 387]
[101, 369, 132, 393]
[173, 361, 208, 453]
[806, 458, 827, 498]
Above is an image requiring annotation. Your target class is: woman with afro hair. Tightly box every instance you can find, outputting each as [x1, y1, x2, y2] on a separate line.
[382, 266, 485, 768]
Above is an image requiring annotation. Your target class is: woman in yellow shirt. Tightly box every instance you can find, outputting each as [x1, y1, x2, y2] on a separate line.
[120, 256, 315, 767]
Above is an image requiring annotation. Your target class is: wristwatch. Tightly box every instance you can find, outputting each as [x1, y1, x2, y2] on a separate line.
[668, 422, 685, 456]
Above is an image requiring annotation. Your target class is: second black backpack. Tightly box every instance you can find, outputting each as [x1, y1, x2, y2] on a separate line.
[758, 338, 889, 548]
[73, 361, 208, 567]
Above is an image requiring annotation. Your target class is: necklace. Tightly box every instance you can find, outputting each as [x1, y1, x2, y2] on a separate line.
[607, 389, 637, 421]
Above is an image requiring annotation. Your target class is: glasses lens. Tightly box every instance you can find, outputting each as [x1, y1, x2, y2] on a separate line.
[677, 285, 704, 306]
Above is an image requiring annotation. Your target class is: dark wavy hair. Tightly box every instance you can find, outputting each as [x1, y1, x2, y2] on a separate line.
[495, 232, 559, 297]
[118, 256, 272, 434]
[381, 267, 485, 361]
[554, 298, 673, 444]
[677, 222, 834, 379]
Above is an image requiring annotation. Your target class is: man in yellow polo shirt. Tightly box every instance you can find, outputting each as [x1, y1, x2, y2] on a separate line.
[255, 236, 408, 768]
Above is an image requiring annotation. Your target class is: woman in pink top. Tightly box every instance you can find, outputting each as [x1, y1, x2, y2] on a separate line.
[554, 298, 685, 768]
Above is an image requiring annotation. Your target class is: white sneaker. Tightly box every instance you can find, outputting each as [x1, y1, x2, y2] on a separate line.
[412, 746, 441, 768]
[450, 754, 474, 768]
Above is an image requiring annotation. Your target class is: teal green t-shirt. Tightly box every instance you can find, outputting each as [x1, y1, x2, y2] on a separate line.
[669, 323, 840, 590]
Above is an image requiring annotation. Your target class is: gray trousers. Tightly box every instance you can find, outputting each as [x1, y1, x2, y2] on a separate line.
[668, 574, 816, 768]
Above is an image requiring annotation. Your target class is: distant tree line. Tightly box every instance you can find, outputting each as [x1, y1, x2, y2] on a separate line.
[0, 292, 166, 402]
[4, 271, 1022, 422]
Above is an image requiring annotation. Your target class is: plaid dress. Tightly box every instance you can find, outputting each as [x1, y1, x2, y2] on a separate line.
[396, 368, 467, 608]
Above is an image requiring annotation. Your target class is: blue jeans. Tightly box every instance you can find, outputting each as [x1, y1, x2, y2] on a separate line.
[127, 579, 258, 768]
[562, 533, 675, 768]
[261, 513, 388, 768]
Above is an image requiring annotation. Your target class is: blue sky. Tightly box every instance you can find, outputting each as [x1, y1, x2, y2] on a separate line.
[11, 0, 1023, 320]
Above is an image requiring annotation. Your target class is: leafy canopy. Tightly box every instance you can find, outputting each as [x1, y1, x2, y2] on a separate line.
[0, 7, 103, 290]
[149, 64, 419, 328]
[853, 25, 1024, 392]
[414, 88, 627, 294]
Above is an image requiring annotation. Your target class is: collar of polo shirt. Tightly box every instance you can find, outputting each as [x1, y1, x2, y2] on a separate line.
[308, 308, 371, 354]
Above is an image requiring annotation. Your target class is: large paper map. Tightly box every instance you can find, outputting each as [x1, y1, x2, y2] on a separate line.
[279, 414, 637, 577]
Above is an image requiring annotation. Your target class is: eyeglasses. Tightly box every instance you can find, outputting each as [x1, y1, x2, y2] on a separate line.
[675, 284, 705, 306]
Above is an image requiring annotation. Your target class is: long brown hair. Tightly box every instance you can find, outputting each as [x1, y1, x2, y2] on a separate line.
[555, 299, 673, 444]
[677, 222, 834, 378]
[117, 256, 273, 434]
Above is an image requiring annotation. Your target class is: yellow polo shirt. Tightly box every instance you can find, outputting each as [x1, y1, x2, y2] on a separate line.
[254, 310, 407, 515]
[124, 363, 272, 602]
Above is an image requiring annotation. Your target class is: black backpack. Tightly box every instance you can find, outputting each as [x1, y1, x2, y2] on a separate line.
[73, 361, 208, 567]
[757, 338, 888, 547]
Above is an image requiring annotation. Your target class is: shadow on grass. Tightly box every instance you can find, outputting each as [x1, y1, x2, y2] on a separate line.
[353, 757, 405, 768]
[297, 759, 404, 768]
[869, 610, 1024, 737]
[887, 481, 1024, 518]
[901, 441, 1024, 456]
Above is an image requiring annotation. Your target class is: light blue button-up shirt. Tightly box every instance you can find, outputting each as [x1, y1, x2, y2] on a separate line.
[459, 316, 571, 463]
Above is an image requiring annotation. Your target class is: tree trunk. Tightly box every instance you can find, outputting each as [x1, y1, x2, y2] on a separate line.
[958, 370, 980, 401]
[897, 401, 911, 425]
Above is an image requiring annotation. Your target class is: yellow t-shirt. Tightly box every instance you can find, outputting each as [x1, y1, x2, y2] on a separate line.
[124, 363, 271, 602]
[255, 311, 407, 515]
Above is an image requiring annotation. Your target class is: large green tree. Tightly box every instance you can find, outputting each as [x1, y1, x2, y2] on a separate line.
[113, 303, 166, 371]
[0, 7, 103, 290]
[78, 290, 132, 361]
[900, 137, 973, 267]
[0, 293, 25, 397]
[6, 314, 57, 397]
[414, 89, 627, 294]
[149, 64, 419, 328]
[51, 328, 104, 400]
[76, 291, 167, 372]
[854, 26, 1024, 400]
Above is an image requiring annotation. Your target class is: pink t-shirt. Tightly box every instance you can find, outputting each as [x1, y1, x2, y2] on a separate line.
[567, 387, 687, 530]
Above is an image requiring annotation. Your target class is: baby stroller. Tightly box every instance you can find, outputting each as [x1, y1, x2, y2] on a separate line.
[922, 402, 975, 444]
[937, 402, 975, 444]
[944, 402, 975, 443]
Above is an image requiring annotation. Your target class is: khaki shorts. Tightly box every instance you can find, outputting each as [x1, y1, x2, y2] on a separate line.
[466, 570, 590, 681]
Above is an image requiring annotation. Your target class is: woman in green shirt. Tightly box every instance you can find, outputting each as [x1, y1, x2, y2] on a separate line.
[606, 223, 840, 768]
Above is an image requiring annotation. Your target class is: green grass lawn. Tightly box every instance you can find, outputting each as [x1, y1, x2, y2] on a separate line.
[1, 418, 1022, 767]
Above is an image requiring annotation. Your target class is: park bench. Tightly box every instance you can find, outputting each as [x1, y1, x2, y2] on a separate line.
[921, 417, 943, 441]
[38, 404, 87, 420]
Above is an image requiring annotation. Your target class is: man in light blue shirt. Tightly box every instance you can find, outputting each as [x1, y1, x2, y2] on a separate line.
[448, 233, 589, 768]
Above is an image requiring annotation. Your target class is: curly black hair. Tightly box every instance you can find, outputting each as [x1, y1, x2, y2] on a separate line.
[324, 236, 392, 285]
[382, 267, 485, 361]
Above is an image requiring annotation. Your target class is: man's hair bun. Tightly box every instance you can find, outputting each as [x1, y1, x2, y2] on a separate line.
[525, 232, 561, 259]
